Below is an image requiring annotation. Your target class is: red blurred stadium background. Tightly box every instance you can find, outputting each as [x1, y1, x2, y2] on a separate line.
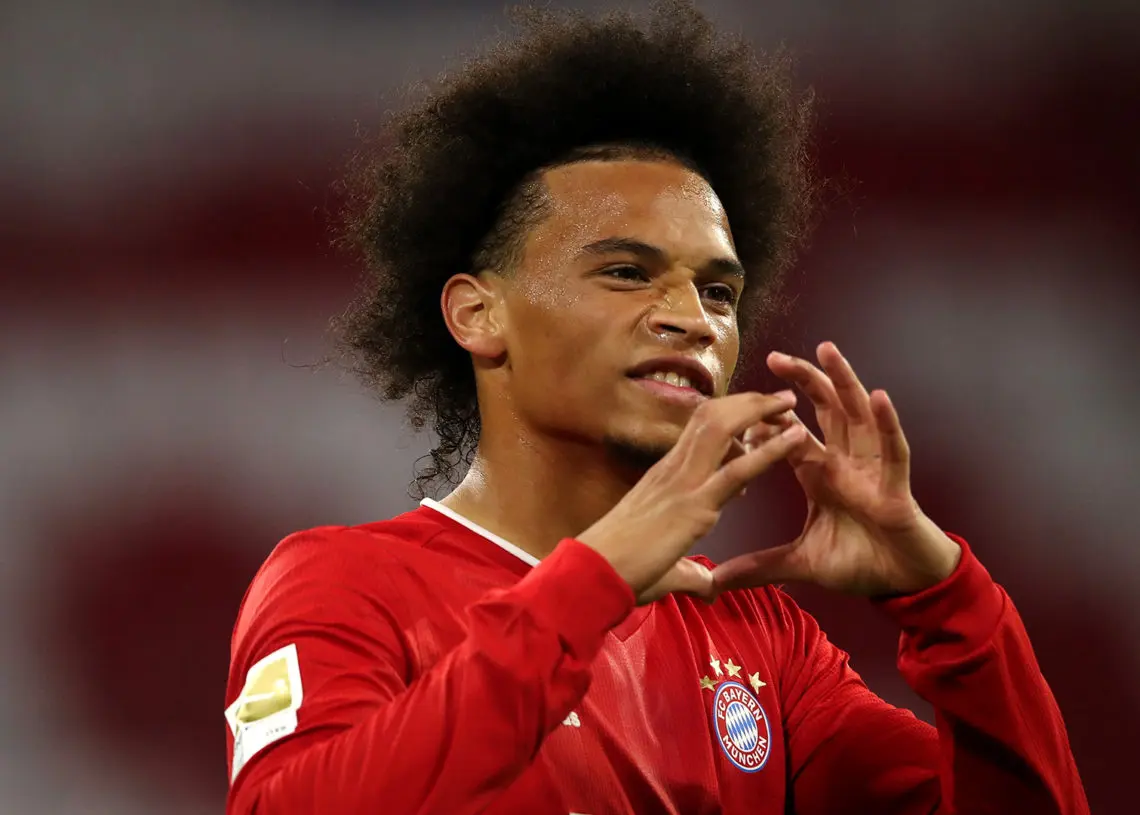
[1, 1, 1136, 812]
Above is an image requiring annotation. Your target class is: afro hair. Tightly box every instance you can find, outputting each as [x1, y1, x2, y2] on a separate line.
[336, 0, 816, 496]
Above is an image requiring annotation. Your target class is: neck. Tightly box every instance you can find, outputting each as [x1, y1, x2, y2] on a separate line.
[439, 425, 643, 561]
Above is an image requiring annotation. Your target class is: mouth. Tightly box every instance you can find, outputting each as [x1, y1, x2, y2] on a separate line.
[626, 356, 716, 401]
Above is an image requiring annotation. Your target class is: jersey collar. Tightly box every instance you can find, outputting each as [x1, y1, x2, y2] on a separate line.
[419, 497, 540, 568]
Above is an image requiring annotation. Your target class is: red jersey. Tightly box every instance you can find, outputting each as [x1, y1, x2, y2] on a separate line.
[223, 500, 1087, 814]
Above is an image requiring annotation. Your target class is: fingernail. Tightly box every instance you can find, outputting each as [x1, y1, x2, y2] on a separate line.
[776, 389, 795, 402]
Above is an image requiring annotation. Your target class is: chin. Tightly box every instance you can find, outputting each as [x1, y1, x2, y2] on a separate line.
[602, 426, 682, 471]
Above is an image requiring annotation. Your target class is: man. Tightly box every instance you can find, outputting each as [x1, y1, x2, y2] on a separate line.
[224, 2, 1087, 812]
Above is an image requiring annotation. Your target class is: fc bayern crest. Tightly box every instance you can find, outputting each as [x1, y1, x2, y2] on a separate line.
[712, 681, 771, 772]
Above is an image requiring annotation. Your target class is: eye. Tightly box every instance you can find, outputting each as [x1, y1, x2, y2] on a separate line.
[702, 283, 739, 307]
[602, 264, 650, 283]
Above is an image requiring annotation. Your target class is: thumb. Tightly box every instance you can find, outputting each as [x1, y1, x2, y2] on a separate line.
[637, 558, 715, 605]
[712, 544, 801, 593]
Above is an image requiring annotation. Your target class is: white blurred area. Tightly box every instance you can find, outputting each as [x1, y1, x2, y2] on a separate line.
[2, 1, 1137, 812]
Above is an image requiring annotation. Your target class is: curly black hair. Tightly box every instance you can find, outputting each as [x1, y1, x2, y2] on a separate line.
[336, 0, 816, 497]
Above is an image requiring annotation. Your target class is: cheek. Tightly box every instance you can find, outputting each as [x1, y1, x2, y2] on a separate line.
[718, 326, 741, 379]
[507, 300, 619, 409]
[516, 308, 606, 377]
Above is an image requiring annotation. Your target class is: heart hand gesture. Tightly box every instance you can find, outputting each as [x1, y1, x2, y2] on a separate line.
[713, 342, 961, 598]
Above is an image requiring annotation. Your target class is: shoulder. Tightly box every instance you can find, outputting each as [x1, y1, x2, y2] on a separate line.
[253, 507, 450, 584]
[232, 509, 453, 639]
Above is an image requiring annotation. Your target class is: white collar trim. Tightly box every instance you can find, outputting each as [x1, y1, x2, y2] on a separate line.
[419, 497, 540, 567]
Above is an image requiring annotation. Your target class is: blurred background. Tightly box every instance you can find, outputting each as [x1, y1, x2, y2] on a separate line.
[2, 0, 1137, 811]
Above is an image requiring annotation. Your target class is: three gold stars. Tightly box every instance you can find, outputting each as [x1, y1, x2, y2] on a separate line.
[701, 653, 767, 695]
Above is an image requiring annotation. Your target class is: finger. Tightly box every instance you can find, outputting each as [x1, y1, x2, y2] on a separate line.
[741, 409, 795, 447]
[711, 543, 805, 592]
[809, 342, 880, 458]
[676, 390, 797, 476]
[744, 410, 826, 468]
[639, 558, 715, 604]
[720, 433, 750, 467]
[702, 422, 805, 506]
[870, 389, 910, 493]
[722, 434, 753, 496]
[816, 342, 873, 424]
[767, 351, 849, 452]
[776, 410, 827, 466]
[737, 417, 783, 492]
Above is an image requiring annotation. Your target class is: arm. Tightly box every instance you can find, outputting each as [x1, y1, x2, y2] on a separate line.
[773, 537, 1088, 814]
[226, 390, 803, 814]
[224, 529, 634, 815]
[711, 344, 1088, 811]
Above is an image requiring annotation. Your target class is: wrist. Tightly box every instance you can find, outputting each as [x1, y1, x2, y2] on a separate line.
[576, 525, 638, 590]
[886, 512, 962, 595]
[874, 535, 1004, 653]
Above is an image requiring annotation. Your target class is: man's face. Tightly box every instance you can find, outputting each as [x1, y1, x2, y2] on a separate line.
[497, 158, 743, 463]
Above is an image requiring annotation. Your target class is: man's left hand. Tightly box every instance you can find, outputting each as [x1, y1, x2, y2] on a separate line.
[712, 342, 962, 598]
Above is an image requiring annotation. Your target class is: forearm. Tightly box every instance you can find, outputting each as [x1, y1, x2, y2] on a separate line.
[231, 632, 574, 814]
[880, 537, 1088, 814]
[227, 539, 633, 815]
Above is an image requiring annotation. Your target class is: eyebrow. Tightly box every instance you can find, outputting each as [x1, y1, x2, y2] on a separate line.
[579, 236, 746, 280]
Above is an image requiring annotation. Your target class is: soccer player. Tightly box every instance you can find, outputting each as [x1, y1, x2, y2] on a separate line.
[223, 2, 1087, 813]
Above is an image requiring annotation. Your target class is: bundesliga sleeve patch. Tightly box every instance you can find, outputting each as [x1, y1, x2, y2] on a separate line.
[225, 643, 304, 781]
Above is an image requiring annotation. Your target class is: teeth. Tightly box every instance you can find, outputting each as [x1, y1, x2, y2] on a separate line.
[645, 371, 694, 389]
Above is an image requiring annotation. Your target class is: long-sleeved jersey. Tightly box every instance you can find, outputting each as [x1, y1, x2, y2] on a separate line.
[223, 499, 1087, 814]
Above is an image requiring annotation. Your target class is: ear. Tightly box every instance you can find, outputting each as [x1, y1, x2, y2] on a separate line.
[440, 272, 508, 360]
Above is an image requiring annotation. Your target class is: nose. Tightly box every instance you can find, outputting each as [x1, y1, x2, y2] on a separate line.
[648, 283, 715, 347]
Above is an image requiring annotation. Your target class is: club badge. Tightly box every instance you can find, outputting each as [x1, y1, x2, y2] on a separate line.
[701, 655, 771, 773]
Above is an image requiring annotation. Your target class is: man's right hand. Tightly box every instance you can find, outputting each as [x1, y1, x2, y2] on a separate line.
[576, 390, 804, 604]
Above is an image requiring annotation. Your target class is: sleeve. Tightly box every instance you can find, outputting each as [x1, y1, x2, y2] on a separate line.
[768, 536, 1088, 815]
[223, 529, 635, 815]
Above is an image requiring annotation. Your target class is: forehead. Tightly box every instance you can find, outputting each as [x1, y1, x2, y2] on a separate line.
[525, 159, 735, 262]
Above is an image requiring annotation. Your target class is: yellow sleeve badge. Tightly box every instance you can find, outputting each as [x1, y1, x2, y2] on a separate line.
[225, 643, 304, 781]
